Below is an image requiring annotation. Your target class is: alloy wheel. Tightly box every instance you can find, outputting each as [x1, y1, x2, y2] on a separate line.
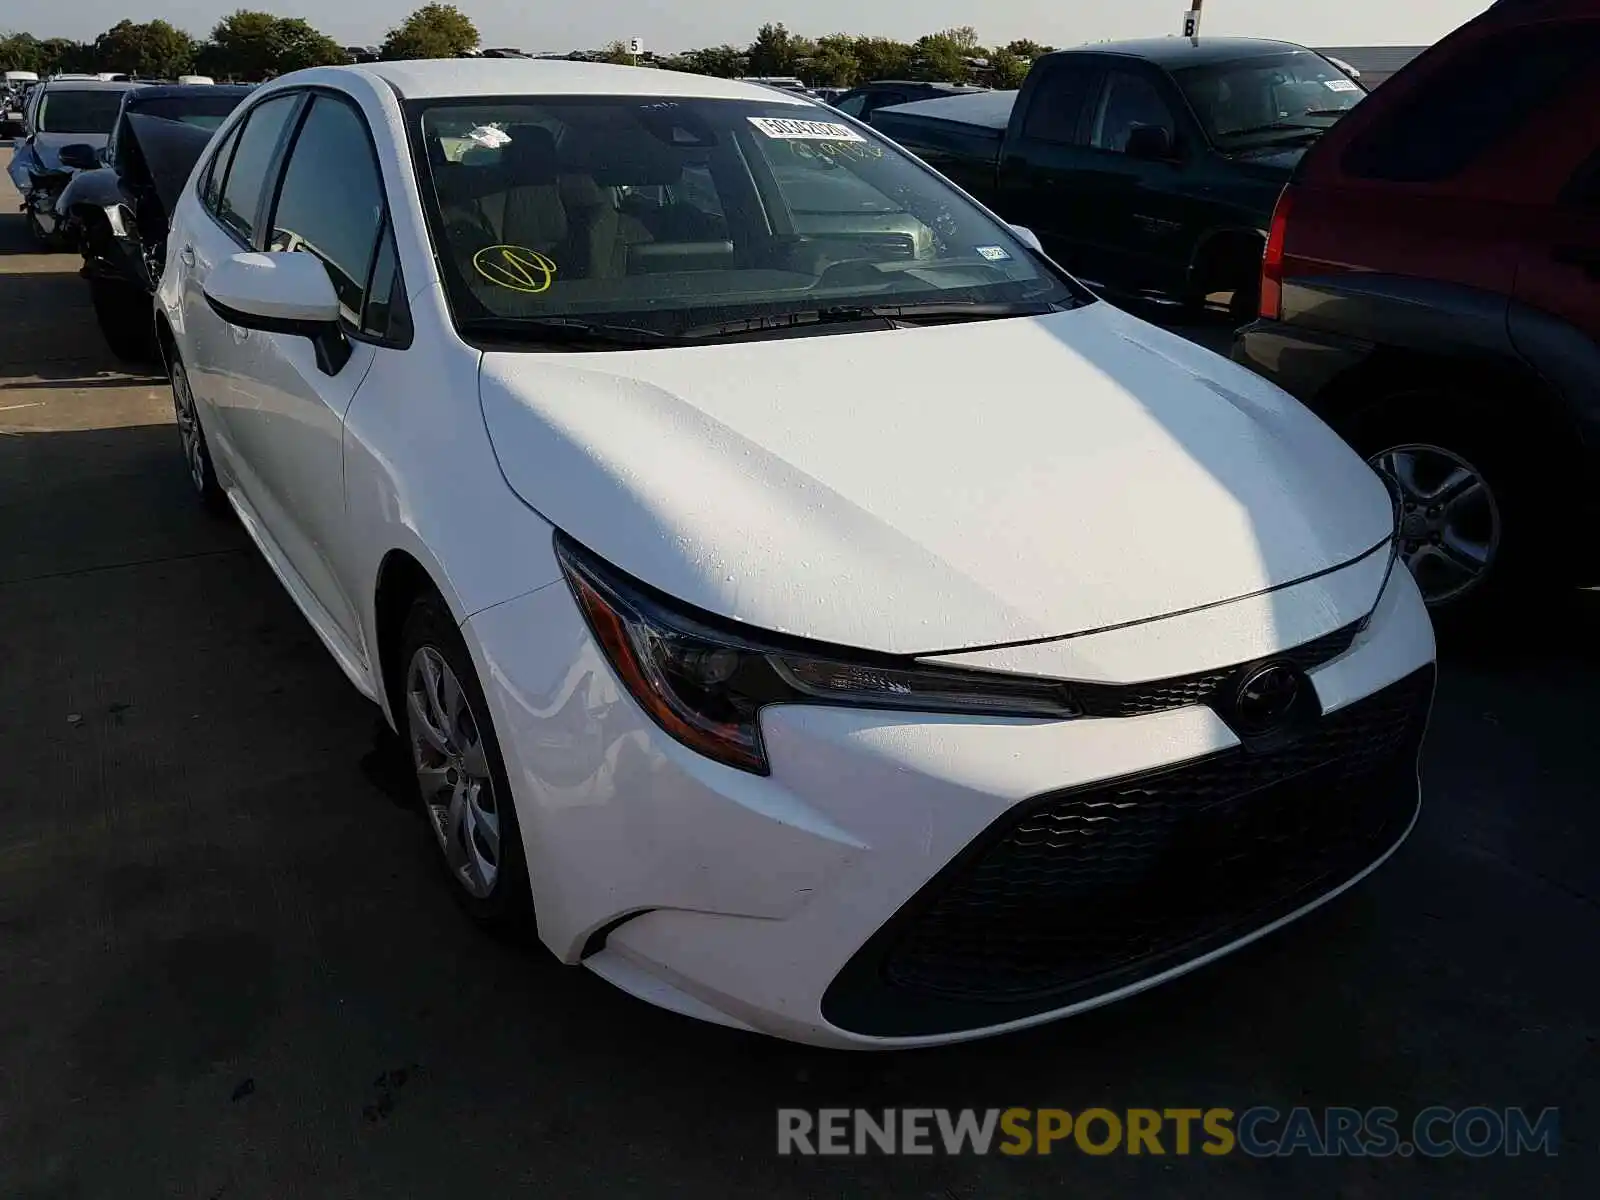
[170, 360, 208, 494]
[405, 646, 501, 899]
[1369, 443, 1501, 606]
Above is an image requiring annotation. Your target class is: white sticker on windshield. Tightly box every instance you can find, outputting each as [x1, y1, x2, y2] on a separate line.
[747, 116, 865, 142]
[975, 245, 1012, 262]
[1324, 78, 1359, 92]
[467, 123, 512, 148]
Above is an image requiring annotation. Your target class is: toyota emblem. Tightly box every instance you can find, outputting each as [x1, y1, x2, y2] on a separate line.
[1232, 663, 1302, 734]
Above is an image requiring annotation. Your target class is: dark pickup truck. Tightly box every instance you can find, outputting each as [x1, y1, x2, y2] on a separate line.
[869, 38, 1367, 318]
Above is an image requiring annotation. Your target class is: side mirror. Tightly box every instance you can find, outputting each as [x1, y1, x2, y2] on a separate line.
[202, 251, 351, 375]
[58, 142, 100, 170]
[1125, 125, 1177, 162]
[1008, 223, 1044, 253]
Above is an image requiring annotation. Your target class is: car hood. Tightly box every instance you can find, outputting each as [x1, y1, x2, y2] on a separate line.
[1219, 142, 1310, 177]
[24, 131, 109, 173]
[478, 302, 1394, 655]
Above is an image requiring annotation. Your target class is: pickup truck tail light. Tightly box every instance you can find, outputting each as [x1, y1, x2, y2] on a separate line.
[1259, 185, 1293, 321]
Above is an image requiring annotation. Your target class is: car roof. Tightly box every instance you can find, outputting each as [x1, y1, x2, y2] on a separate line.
[1049, 36, 1315, 69]
[39, 78, 142, 91]
[126, 84, 253, 103]
[349, 58, 815, 104]
[859, 80, 983, 90]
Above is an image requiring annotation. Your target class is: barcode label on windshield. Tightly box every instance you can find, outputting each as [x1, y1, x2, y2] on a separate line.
[747, 117, 865, 142]
[1324, 78, 1359, 92]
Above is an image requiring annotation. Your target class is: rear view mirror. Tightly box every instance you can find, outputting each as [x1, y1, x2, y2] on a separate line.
[202, 251, 351, 375]
[1125, 125, 1177, 162]
[58, 142, 100, 170]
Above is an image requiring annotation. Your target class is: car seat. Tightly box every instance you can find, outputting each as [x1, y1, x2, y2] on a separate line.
[479, 125, 567, 253]
[557, 173, 654, 279]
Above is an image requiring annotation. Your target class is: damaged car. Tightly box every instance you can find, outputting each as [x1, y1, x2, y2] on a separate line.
[6, 77, 138, 247]
[57, 84, 252, 359]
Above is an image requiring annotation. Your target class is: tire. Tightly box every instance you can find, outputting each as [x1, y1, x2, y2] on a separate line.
[168, 352, 227, 512]
[1342, 390, 1550, 628]
[397, 594, 532, 930]
[90, 279, 157, 363]
[1228, 277, 1261, 324]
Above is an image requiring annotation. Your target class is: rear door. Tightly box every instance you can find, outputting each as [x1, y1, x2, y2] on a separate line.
[221, 90, 394, 649]
[177, 90, 304, 470]
[1070, 65, 1194, 294]
[993, 57, 1102, 274]
[1289, 15, 1600, 316]
[1511, 69, 1600, 345]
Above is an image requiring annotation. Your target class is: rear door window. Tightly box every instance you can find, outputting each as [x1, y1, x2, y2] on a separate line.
[1090, 71, 1177, 154]
[216, 93, 301, 244]
[1342, 22, 1600, 184]
[1021, 61, 1097, 145]
[201, 122, 242, 214]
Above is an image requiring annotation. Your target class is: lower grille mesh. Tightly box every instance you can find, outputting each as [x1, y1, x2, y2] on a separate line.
[822, 666, 1433, 1036]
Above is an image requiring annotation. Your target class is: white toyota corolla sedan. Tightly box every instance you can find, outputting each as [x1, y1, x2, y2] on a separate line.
[155, 59, 1435, 1048]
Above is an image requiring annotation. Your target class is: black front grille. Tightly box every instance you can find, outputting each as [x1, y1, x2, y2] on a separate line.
[822, 666, 1433, 1038]
[1068, 621, 1361, 718]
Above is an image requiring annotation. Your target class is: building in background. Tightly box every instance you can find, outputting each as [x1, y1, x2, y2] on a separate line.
[1315, 46, 1428, 87]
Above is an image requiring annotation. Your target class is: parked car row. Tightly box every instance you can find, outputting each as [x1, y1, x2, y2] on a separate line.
[6, 77, 251, 356]
[869, 2, 1599, 619]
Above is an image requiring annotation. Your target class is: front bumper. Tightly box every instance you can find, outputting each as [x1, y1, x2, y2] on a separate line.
[466, 560, 1435, 1048]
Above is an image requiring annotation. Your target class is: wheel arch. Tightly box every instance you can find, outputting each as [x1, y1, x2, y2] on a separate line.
[1313, 344, 1588, 507]
[1188, 225, 1265, 295]
[372, 547, 476, 731]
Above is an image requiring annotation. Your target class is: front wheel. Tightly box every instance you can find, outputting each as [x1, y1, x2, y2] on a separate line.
[399, 595, 532, 929]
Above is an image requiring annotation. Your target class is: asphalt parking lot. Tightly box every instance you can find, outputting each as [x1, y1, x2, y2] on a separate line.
[1, 151, 1596, 1199]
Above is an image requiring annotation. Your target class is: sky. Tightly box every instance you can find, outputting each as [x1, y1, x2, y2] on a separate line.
[10, 0, 1496, 53]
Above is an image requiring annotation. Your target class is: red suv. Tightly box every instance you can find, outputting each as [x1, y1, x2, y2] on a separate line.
[1233, 0, 1600, 623]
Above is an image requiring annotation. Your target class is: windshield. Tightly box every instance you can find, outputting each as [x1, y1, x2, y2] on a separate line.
[1174, 52, 1364, 145]
[37, 89, 127, 135]
[132, 94, 246, 130]
[412, 95, 1081, 343]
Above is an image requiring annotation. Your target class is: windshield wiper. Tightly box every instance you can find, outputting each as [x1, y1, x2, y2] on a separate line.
[459, 316, 673, 349]
[1219, 121, 1327, 138]
[682, 300, 1061, 339]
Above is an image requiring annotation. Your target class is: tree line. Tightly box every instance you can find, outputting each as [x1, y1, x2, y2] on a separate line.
[0, 5, 1052, 87]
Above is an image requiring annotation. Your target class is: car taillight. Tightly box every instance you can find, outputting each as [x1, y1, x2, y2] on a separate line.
[1260, 186, 1293, 321]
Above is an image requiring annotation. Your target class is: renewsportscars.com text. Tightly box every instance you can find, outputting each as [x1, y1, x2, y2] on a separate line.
[777, 1106, 1559, 1158]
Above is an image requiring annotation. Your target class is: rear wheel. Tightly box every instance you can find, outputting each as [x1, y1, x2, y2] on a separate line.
[90, 278, 157, 363]
[1344, 390, 1550, 626]
[169, 352, 226, 512]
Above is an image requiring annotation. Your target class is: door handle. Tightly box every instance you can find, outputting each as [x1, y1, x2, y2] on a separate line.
[178, 244, 195, 267]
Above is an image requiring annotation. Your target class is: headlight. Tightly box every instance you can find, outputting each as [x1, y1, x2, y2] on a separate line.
[555, 532, 1080, 775]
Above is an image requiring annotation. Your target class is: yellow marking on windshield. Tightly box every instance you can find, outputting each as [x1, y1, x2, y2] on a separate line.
[472, 245, 557, 294]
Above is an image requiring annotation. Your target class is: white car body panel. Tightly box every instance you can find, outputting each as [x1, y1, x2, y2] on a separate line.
[479, 301, 1392, 654]
[153, 58, 1436, 1048]
[469, 564, 1433, 1047]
